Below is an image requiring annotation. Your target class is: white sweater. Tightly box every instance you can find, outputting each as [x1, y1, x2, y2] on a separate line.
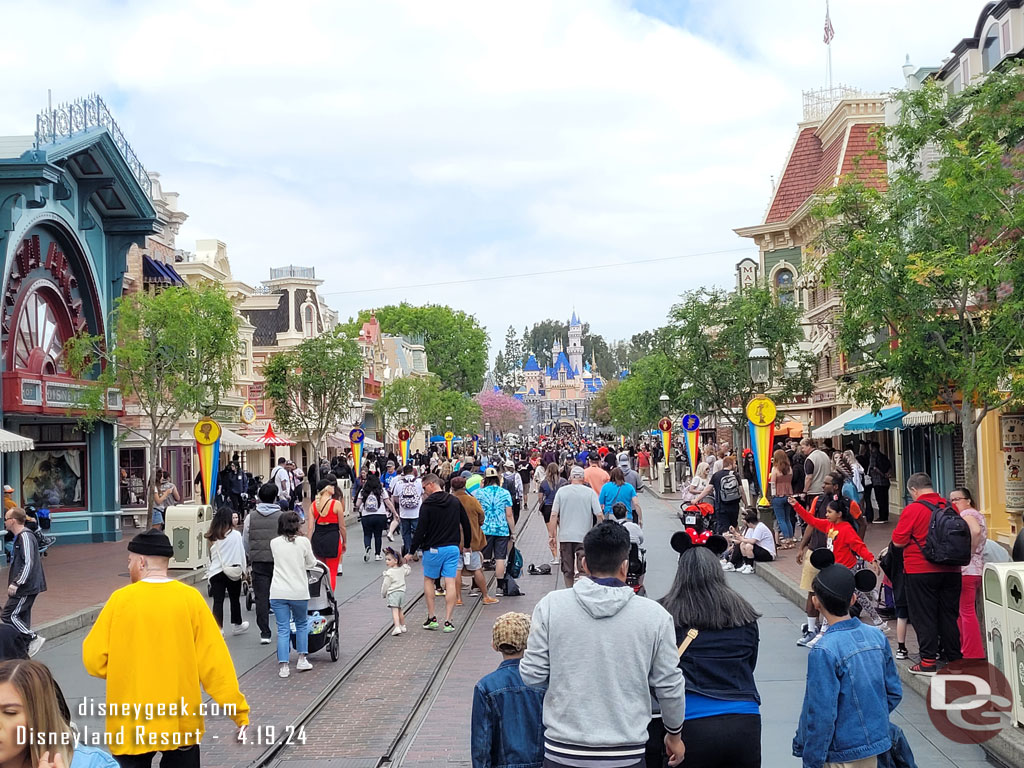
[270, 536, 318, 600]
[208, 529, 246, 578]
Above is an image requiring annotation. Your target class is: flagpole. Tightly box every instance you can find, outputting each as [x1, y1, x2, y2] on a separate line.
[826, 0, 833, 90]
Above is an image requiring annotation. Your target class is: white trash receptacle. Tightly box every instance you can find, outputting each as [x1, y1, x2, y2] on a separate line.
[165, 504, 212, 569]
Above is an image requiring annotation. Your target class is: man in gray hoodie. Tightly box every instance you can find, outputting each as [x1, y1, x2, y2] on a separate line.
[520, 521, 686, 767]
[243, 482, 284, 644]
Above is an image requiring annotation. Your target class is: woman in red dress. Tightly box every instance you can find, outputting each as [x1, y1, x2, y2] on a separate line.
[309, 479, 346, 591]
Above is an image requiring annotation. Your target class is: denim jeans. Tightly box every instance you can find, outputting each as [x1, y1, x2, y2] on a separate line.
[771, 496, 795, 539]
[270, 598, 308, 663]
[400, 518, 418, 554]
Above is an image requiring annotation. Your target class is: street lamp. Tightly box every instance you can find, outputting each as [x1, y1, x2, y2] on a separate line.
[349, 397, 364, 426]
[748, 343, 771, 392]
[445, 415, 453, 431]
[659, 392, 670, 416]
[485, 421, 490, 446]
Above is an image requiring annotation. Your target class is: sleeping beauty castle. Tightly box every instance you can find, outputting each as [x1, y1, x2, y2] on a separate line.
[515, 312, 609, 431]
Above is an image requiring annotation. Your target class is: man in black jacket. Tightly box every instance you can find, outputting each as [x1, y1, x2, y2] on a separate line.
[407, 473, 472, 633]
[3, 507, 46, 656]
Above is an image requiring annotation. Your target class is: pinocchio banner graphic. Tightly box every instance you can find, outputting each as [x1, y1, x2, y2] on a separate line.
[658, 417, 672, 468]
[194, 418, 222, 506]
[350, 427, 365, 471]
[746, 395, 776, 507]
[397, 428, 411, 467]
[472, 434, 480, 455]
[444, 430, 454, 459]
[681, 414, 700, 474]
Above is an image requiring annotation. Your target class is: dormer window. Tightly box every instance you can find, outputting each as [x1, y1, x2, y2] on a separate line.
[302, 302, 314, 337]
[961, 57, 970, 89]
[982, 24, 1001, 73]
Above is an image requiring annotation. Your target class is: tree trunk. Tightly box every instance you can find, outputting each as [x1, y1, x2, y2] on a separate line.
[962, 404, 981, 492]
[146, 436, 158, 530]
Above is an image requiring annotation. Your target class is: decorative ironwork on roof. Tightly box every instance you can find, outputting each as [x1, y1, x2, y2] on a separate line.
[35, 94, 152, 197]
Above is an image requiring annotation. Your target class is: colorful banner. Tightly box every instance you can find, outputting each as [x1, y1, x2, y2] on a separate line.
[681, 414, 700, 475]
[472, 434, 480, 455]
[658, 417, 673, 469]
[444, 430, 454, 459]
[746, 396, 777, 507]
[397, 428, 411, 467]
[620, 435, 625, 448]
[194, 418, 222, 506]
[350, 427, 365, 472]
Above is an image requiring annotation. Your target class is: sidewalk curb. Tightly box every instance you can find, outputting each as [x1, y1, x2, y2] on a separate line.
[754, 561, 1023, 768]
[36, 569, 205, 643]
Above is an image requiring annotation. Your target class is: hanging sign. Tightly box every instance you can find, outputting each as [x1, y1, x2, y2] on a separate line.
[681, 414, 700, 475]
[194, 418, 222, 506]
[350, 427, 365, 472]
[444, 431, 454, 459]
[397, 428, 411, 467]
[659, 417, 673, 469]
[746, 395, 776, 508]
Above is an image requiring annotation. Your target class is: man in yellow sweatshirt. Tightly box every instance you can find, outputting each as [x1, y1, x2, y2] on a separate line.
[83, 529, 250, 767]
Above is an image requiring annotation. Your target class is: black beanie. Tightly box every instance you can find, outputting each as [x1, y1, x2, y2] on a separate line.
[127, 528, 174, 558]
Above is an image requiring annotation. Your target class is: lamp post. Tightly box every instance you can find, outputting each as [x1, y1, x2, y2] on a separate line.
[746, 342, 775, 514]
[445, 415, 453, 431]
[658, 392, 674, 493]
[349, 397, 364, 427]
[397, 406, 409, 454]
[748, 344, 771, 394]
[485, 421, 491, 448]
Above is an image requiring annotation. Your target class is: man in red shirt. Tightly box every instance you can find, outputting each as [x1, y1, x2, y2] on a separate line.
[891, 472, 961, 675]
[583, 453, 609, 495]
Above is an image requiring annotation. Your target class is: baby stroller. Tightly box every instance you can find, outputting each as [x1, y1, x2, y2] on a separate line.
[626, 541, 646, 596]
[679, 502, 715, 535]
[292, 561, 340, 661]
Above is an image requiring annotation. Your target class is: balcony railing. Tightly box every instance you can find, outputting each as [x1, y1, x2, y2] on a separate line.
[35, 94, 152, 197]
[269, 265, 315, 280]
[802, 85, 862, 121]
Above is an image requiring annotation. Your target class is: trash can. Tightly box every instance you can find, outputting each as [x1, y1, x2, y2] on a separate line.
[1005, 568, 1024, 727]
[165, 505, 212, 569]
[984, 564, 1014, 684]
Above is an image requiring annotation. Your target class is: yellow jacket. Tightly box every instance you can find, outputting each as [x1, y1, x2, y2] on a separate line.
[83, 579, 250, 754]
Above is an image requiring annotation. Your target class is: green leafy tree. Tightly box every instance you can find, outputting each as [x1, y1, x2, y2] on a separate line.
[814, 70, 1024, 486]
[341, 304, 488, 393]
[263, 330, 363, 468]
[503, 325, 523, 390]
[607, 353, 678, 439]
[65, 285, 240, 527]
[665, 287, 814, 430]
[375, 375, 443, 436]
[492, 351, 509, 393]
[524, 319, 568, 369]
[591, 380, 617, 426]
[423, 388, 482, 437]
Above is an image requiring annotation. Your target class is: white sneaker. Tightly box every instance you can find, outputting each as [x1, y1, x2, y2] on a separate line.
[296, 657, 312, 671]
[738, 564, 755, 575]
[550, 558, 559, 565]
[386, 532, 395, 542]
[375, 554, 383, 561]
[392, 626, 403, 636]
[28, 636, 45, 657]
[279, 664, 290, 678]
[805, 625, 828, 649]
[400, 625, 408, 633]
[722, 562, 736, 572]
[232, 622, 250, 635]
[260, 636, 273, 645]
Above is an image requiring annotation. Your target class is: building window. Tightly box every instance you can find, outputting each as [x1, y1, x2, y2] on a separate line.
[1001, 20, 1012, 54]
[775, 268, 795, 305]
[982, 24, 1001, 73]
[21, 447, 87, 509]
[961, 57, 970, 87]
[119, 448, 147, 507]
[302, 303, 314, 338]
[239, 341, 249, 376]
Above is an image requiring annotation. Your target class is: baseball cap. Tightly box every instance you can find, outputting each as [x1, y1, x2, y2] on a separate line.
[484, 467, 500, 478]
[2, 485, 12, 493]
[617, 452, 630, 467]
[492, 612, 531, 653]
[570, 465, 585, 479]
[504, 460, 515, 469]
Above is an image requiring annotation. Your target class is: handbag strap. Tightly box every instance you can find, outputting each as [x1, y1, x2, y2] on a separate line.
[677, 628, 698, 656]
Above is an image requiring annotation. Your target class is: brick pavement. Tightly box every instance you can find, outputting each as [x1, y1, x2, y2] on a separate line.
[399, 509, 558, 767]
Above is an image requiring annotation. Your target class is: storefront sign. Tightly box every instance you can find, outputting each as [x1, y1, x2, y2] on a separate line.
[813, 391, 836, 404]
[44, 382, 86, 408]
[1000, 414, 1024, 511]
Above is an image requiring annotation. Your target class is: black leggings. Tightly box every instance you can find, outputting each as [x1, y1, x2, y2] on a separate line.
[361, 515, 388, 555]
[647, 714, 760, 768]
[208, 571, 242, 627]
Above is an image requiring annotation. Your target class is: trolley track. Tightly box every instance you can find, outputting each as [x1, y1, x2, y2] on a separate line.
[251, 506, 537, 768]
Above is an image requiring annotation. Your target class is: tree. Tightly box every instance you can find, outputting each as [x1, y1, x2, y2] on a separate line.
[476, 389, 528, 435]
[374, 375, 443, 437]
[492, 351, 509, 393]
[591, 380, 617, 427]
[607, 353, 678, 439]
[665, 287, 814, 430]
[65, 285, 240, 527]
[341, 304, 488, 393]
[524, 319, 568, 369]
[422, 388, 482, 438]
[263, 330, 363, 468]
[503, 325, 523, 390]
[815, 70, 1024, 487]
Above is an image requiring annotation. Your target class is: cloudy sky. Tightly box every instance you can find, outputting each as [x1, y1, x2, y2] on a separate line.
[0, 0, 986, 354]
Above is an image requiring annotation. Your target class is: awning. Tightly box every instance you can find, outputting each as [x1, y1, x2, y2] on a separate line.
[255, 424, 296, 446]
[219, 428, 264, 450]
[0, 429, 34, 453]
[812, 407, 871, 439]
[142, 255, 185, 286]
[777, 420, 804, 438]
[844, 406, 906, 433]
[901, 410, 954, 427]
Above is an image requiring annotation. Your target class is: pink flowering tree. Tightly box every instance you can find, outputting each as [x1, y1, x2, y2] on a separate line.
[476, 389, 527, 439]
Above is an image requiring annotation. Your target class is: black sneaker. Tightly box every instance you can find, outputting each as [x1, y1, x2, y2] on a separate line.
[908, 662, 936, 676]
[364, 546, 370, 562]
[422, 616, 439, 630]
[895, 647, 909, 660]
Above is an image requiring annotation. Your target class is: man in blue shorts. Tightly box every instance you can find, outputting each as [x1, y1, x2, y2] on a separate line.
[407, 473, 473, 633]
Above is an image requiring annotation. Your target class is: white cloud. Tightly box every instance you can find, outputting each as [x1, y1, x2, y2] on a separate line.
[0, 0, 992, 354]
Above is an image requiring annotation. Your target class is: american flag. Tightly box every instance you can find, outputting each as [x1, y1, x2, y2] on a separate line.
[824, 4, 835, 44]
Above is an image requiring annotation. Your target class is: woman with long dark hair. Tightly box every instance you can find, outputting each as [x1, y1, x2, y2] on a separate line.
[539, 462, 566, 564]
[270, 511, 317, 678]
[356, 472, 395, 560]
[205, 506, 249, 635]
[660, 546, 763, 767]
[309, 479, 345, 591]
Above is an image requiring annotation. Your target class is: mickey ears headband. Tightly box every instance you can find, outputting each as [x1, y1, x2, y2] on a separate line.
[671, 530, 729, 557]
[809, 548, 878, 593]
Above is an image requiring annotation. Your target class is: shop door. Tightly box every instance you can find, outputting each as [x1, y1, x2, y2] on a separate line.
[161, 446, 194, 502]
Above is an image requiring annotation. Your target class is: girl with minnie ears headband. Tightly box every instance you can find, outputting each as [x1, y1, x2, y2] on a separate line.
[790, 494, 876, 570]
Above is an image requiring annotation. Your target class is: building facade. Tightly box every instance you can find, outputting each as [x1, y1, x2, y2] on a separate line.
[0, 97, 157, 542]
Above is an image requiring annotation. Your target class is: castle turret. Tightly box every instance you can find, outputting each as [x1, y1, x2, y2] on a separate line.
[568, 312, 584, 377]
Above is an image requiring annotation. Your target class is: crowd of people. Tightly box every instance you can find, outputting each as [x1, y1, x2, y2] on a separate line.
[0, 427, 1016, 768]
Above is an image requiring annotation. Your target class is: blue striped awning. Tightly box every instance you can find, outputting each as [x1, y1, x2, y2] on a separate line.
[844, 406, 906, 433]
[142, 255, 185, 286]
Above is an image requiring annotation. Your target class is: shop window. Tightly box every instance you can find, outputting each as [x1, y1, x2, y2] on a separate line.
[119, 448, 147, 507]
[21, 448, 86, 508]
[982, 24, 1000, 73]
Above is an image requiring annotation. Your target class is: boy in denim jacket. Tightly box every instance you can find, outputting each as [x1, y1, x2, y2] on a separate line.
[794, 551, 902, 768]
[471, 612, 545, 768]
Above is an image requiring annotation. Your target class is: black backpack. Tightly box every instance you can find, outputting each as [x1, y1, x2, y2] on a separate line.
[912, 499, 972, 567]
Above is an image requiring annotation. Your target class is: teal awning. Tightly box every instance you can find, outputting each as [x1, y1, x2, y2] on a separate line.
[844, 406, 906, 433]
